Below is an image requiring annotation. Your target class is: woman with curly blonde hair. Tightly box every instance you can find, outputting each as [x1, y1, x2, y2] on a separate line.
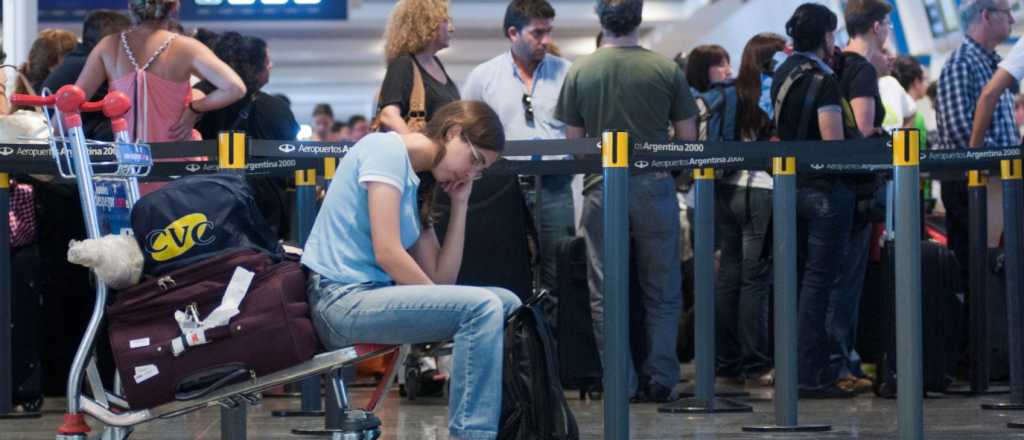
[378, 0, 457, 133]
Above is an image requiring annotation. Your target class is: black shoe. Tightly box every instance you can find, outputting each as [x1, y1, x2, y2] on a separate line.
[798, 385, 858, 399]
[579, 383, 603, 401]
[631, 382, 678, 403]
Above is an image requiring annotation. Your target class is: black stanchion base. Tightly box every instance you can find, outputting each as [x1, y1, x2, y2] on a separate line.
[272, 410, 326, 418]
[945, 384, 1011, 396]
[678, 383, 750, 398]
[0, 411, 42, 420]
[292, 410, 382, 438]
[742, 424, 832, 433]
[291, 427, 383, 438]
[981, 402, 1024, 411]
[1009, 421, 1024, 429]
[657, 397, 753, 414]
[291, 428, 340, 437]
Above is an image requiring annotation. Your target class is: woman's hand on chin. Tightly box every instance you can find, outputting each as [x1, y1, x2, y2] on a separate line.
[442, 179, 473, 205]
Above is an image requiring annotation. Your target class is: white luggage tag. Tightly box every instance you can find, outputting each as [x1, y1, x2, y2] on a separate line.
[133, 364, 159, 384]
[171, 266, 255, 356]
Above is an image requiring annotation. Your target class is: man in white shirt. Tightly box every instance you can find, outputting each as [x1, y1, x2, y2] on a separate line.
[461, 0, 575, 294]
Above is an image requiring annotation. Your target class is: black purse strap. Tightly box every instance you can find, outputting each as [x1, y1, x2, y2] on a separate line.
[229, 94, 257, 132]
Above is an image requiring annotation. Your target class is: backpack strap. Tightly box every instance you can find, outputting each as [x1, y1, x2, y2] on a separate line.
[774, 61, 826, 139]
[797, 72, 825, 140]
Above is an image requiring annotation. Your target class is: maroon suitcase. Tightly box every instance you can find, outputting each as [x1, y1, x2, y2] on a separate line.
[107, 248, 320, 409]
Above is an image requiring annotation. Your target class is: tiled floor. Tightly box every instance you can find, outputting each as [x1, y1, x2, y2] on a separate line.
[4, 383, 1024, 439]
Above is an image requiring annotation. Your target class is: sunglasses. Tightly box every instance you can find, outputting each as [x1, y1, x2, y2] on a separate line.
[522, 94, 534, 124]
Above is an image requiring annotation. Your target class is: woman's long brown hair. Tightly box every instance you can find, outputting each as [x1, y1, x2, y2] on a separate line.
[416, 100, 505, 227]
[735, 33, 786, 141]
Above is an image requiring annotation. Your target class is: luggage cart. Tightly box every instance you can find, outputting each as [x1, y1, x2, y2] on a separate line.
[12, 85, 401, 440]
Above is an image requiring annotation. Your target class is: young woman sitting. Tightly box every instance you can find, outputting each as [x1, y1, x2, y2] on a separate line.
[302, 100, 521, 440]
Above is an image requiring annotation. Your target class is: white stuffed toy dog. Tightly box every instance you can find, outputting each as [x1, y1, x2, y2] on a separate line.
[67, 234, 144, 289]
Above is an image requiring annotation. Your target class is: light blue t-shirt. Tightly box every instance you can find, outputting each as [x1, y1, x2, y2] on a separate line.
[302, 132, 422, 284]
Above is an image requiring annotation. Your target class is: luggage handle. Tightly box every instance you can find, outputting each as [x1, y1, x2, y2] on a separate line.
[174, 363, 251, 401]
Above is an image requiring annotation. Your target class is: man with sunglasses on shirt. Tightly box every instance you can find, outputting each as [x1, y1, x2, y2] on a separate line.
[462, 0, 575, 296]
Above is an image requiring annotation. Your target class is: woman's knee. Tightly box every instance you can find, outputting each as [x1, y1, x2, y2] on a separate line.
[481, 287, 522, 317]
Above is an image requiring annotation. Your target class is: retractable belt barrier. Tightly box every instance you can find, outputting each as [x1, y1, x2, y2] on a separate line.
[0, 135, 1018, 178]
[0, 129, 1021, 440]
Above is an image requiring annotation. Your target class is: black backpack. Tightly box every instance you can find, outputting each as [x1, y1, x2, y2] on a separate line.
[131, 174, 283, 275]
[773, 57, 864, 142]
[499, 296, 579, 440]
[773, 60, 827, 140]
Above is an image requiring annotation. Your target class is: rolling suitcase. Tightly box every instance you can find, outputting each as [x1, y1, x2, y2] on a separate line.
[11, 244, 43, 411]
[553, 236, 603, 399]
[984, 247, 1011, 381]
[872, 239, 964, 396]
[107, 248, 319, 408]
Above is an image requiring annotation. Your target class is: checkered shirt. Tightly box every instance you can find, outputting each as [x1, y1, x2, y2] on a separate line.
[936, 37, 1020, 150]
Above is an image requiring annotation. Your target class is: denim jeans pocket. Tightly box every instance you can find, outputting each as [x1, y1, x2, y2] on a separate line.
[309, 277, 383, 349]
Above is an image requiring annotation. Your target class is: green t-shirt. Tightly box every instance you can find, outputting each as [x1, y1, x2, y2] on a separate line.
[554, 46, 699, 191]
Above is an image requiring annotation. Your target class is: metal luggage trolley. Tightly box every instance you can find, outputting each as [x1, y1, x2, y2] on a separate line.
[12, 85, 401, 440]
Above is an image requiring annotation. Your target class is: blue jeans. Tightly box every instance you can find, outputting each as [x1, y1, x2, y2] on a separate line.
[715, 185, 773, 378]
[581, 173, 682, 394]
[796, 183, 854, 390]
[826, 200, 872, 379]
[307, 274, 522, 440]
[524, 175, 576, 291]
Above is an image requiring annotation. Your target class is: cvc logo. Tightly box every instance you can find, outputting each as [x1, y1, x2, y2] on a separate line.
[145, 213, 216, 262]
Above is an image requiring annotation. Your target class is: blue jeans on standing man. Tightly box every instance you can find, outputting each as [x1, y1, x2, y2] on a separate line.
[581, 173, 682, 396]
[524, 174, 576, 291]
[307, 273, 522, 440]
[826, 194, 873, 380]
[796, 182, 855, 391]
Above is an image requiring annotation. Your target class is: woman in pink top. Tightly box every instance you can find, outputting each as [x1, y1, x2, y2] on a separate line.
[75, 0, 245, 143]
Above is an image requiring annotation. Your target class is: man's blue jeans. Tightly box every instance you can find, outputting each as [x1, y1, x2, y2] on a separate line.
[827, 201, 873, 379]
[580, 173, 682, 394]
[307, 274, 521, 440]
[796, 183, 854, 390]
[524, 175, 576, 291]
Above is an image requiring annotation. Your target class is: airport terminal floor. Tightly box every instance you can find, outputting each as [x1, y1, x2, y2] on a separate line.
[8, 0, 1024, 439]
[5, 366, 1024, 440]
